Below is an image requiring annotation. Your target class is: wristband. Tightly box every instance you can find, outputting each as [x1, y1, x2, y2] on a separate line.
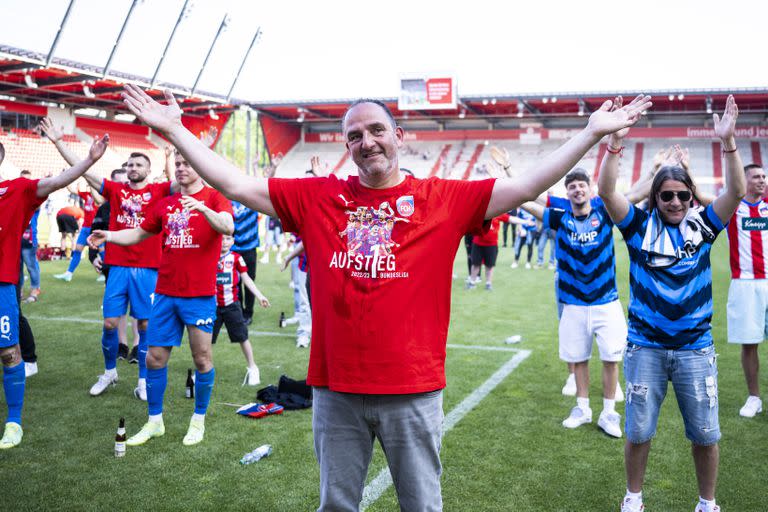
[106, 231, 113, 242]
[722, 146, 738, 153]
[606, 145, 624, 155]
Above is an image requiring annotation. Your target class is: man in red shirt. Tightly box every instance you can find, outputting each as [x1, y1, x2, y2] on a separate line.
[89, 150, 233, 446]
[122, 84, 650, 509]
[40, 117, 176, 401]
[0, 135, 109, 449]
[467, 213, 534, 290]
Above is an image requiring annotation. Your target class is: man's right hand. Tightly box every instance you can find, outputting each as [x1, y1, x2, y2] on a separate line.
[122, 85, 183, 134]
[38, 117, 63, 142]
[93, 254, 103, 272]
[87, 230, 109, 249]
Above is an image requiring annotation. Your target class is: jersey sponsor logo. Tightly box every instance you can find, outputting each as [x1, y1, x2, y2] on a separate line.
[569, 231, 599, 244]
[216, 272, 233, 285]
[396, 196, 414, 217]
[743, 217, 768, 231]
[331, 201, 411, 279]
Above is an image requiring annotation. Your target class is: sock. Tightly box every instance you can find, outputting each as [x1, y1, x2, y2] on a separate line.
[148, 413, 163, 423]
[105, 368, 117, 378]
[192, 412, 206, 422]
[146, 367, 168, 416]
[699, 497, 716, 510]
[625, 490, 642, 502]
[137, 377, 146, 390]
[67, 250, 82, 273]
[101, 327, 119, 371]
[603, 398, 616, 413]
[137, 329, 148, 379]
[194, 368, 215, 415]
[577, 397, 590, 411]
[3, 363, 25, 425]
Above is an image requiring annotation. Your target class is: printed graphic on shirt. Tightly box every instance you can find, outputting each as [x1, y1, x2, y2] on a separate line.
[331, 199, 411, 279]
[165, 206, 198, 249]
[117, 190, 154, 228]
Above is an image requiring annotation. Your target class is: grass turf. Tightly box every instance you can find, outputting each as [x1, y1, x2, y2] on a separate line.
[4, 234, 766, 511]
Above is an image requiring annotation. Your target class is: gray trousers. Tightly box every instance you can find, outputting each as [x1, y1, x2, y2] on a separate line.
[313, 387, 444, 512]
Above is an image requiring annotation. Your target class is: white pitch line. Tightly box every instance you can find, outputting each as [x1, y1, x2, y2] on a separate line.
[359, 348, 532, 510]
[27, 315, 295, 338]
[447, 343, 522, 352]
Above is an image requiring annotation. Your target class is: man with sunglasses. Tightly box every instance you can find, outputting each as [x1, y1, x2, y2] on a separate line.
[726, 163, 768, 418]
[598, 95, 745, 512]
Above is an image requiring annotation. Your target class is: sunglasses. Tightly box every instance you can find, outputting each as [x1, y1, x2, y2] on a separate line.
[658, 190, 692, 203]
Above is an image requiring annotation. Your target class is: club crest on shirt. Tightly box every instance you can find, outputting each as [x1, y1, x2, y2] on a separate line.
[759, 205, 768, 217]
[396, 195, 414, 217]
[329, 201, 411, 279]
[143, 192, 152, 201]
[590, 218, 600, 228]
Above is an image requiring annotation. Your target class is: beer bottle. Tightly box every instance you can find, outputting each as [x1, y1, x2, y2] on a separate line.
[279, 311, 285, 328]
[115, 417, 126, 457]
[186, 369, 195, 399]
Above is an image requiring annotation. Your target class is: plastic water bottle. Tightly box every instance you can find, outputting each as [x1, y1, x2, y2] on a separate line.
[240, 444, 272, 465]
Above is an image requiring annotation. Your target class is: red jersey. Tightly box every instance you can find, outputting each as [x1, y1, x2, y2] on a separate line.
[269, 174, 495, 394]
[141, 186, 233, 297]
[727, 198, 768, 279]
[473, 213, 510, 246]
[100, 180, 171, 269]
[0, 178, 46, 284]
[216, 251, 248, 306]
[77, 191, 97, 227]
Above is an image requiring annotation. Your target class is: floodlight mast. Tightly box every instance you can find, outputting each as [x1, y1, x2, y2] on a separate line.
[151, 0, 193, 88]
[191, 13, 230, 96]
[46, 0, 78, 66]
[102, 0, 142, 78]
[226, 28, 262, 103]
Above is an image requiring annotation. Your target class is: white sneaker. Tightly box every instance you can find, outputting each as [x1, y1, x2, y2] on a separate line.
[562, 373, 577, 396]
[739, 395, 763, 418]
[510, 262, 519, 269]
[620, 496, 644, 512]
[296, 336, 310, 348]
[615, 383, 625, 402]
[562, 406, 592, 429]
[96, 274, 106, 282]
[89, 372, 118, 396]
[598, 410, 622, 438]
[282, 316, 299, 326]
[54, 272, 72, 282]
[694, 503, 720, 512]
[525, 262, 531, 269]
[182, 417, 205, 446]
[24, 362, 38, 377]
[548, 263, 556, 270]
[243, 366, 260, 386]
[133, 380, 147, 401]
[259, 255, 269, 264]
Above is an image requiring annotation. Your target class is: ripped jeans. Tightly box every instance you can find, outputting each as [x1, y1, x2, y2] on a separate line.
[624, 343, 720, 446]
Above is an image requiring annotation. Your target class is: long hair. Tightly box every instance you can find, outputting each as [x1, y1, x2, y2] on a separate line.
[648, 166, 696, 213]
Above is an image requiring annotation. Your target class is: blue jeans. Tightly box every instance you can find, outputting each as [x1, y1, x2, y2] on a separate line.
[536, 229, 556, 265]
[20, 245, 40, 290]
[624, 343, 720, 445]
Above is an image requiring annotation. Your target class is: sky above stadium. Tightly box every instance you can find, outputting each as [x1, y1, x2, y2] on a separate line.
[1, 0, 766, 103]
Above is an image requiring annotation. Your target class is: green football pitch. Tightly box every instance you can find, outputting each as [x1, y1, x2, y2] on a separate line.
[5, 234, 766, 511]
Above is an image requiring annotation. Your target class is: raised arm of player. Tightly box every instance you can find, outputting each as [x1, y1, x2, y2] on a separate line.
[485, 95, 652, 219]
[38, 117, 105, 191]
[87, 227, 152, 248]
[121, 85, 275, 217]
[179, 195, 234, 235]
[36, 135, 109, 198]
[711, 95, 746, 223]
[597, 96, 634, 223]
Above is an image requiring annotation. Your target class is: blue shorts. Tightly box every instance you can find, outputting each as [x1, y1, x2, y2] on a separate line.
[146, 294, 216, 347]
[102, 266, 158, 320]
[76, 226, 92, 247]
[624, 343, 720, 446]
[0, 283, 19, 348]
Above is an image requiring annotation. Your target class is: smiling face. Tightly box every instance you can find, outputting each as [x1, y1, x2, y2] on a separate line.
[343, 102, 404, 188]
[746, 166, 766, 200]
[656, 179, 692, 225]
[125, 155, 151, 184]
[566, 179, 591, 209]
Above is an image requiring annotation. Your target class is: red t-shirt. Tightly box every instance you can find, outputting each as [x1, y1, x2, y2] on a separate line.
[100, 180, 171, 268]
[0, 178, 46, 284]
[269, 174, 495, 394]
[77, 191, 97, 227]
[141, 186, 233, 297]
[58, 205, 84, 220]
[216, 251, 248, 306]
[472, 213, 510, 246]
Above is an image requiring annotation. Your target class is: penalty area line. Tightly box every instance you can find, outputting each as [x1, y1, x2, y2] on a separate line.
[360, 347, 532, 510]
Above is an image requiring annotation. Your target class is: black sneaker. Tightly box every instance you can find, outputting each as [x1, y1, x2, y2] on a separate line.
[118, 344, 129, 361]
[129, 346, 138, 364]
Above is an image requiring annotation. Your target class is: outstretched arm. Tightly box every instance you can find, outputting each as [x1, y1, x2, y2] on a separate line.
[38, 117, 105, 191]
[711, 95, 746, 223]
[179, 195, 234, 235]
[519, 201, 545, 221]
[122, 85, 276, 216]
[597, 97, 633, 224]
[36, 136, 109, 198]
[87, 227, 152, 248]
[485, 95, 652, 218]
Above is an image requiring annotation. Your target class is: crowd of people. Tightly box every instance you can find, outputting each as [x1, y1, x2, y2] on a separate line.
[0, 87, 765, 512]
